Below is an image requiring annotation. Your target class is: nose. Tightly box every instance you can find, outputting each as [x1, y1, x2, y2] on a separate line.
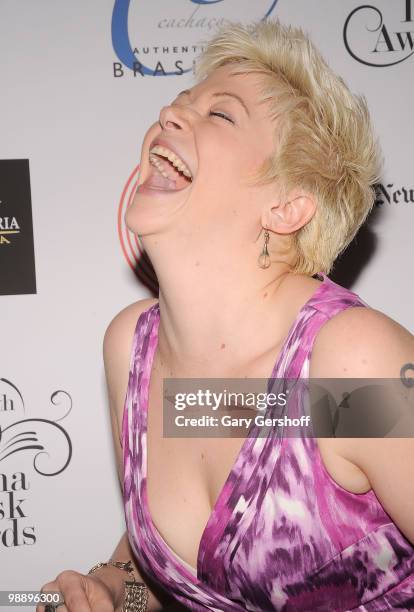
[159, 103, 193, 132]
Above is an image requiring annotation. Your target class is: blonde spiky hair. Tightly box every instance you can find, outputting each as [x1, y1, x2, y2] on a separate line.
[195, 20, 381, 276]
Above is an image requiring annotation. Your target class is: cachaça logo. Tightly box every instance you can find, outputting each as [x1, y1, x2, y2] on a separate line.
[112, 0, 279, 77]
[344, 0, 414, 67]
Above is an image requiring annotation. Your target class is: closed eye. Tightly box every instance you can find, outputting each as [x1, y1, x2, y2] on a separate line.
[209, 111, 234, 124]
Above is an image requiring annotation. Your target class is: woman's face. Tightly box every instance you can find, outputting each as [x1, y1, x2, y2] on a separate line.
[126, 64, 277, 245]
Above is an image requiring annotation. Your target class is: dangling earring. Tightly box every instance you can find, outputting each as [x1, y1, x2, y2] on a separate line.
[258, 229, 271, 269]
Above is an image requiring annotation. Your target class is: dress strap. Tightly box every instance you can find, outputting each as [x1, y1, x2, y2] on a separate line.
[122, 302, 159, 453]
[282, 277, 368, 380]
[128, 302, 160, 377]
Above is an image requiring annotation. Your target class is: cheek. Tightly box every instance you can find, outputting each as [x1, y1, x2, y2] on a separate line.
[212, 149, 266, 192]
[197, 132, 252, 186]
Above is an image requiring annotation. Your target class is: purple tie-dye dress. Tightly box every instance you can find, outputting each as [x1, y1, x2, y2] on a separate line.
[122, 273, 414, 611]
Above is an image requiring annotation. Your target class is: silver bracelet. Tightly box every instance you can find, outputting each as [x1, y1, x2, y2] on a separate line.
[88, 559, 149, 612]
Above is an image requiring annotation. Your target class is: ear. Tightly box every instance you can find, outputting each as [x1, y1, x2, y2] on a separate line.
[262, 190, 317, 235]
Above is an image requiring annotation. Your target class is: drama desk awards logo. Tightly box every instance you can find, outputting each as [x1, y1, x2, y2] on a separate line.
[0, 378, 72, 548]
[344, 0, 414, 66]
[0, 159, 36, 295]
[112, 0, 279, 78]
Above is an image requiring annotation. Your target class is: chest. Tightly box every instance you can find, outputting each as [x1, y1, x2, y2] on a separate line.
[144, 360, 371, 572]
[145, 366, 257, 570]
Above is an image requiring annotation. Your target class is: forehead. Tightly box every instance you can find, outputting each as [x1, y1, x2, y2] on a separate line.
[184, 64, 268, 103]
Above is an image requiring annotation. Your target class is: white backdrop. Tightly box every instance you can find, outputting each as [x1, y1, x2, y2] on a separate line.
[0, 0, 412, 605]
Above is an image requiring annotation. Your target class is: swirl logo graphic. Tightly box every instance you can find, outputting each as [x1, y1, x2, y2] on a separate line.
[343, 1, 414, 67]
[0, 378, 72, 476]
[112, 0, 279, 77]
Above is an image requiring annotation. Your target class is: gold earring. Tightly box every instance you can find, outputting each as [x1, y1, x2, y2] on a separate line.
[258, 229, 271, 269]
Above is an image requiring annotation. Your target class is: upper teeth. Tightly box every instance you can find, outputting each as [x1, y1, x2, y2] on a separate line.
[149, 145, 193, 180]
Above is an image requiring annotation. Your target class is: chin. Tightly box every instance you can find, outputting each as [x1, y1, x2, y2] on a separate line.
[124, 192, 182, 238]
[124, 199, 163, 237]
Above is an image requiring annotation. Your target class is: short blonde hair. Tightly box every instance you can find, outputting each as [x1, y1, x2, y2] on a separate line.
[195, 20, 381, 276]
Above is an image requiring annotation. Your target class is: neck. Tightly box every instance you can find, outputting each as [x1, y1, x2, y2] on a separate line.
[148, 243, 295, 376]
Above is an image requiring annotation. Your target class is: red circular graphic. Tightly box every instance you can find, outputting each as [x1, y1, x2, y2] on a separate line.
[117, 165, 158, 295]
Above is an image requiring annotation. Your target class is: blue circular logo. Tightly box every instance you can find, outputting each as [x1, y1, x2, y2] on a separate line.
[112, 0, 279, 77]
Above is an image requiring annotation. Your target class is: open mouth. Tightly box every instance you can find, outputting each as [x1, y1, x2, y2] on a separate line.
[142, 145, 193, 192]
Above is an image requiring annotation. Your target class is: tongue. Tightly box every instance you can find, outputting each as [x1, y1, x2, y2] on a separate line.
[141, 172, 177, 191]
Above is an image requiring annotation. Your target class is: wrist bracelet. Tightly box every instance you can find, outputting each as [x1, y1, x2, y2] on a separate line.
[88, 559, 149, 612]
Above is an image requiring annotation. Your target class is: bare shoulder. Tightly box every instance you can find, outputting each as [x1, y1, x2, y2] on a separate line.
[309, 304, 414, 379]
[103, 298, 158, 410]
[103, 297, 158, 364]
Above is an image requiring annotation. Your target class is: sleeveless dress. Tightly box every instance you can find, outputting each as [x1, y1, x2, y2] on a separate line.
[122, 272, 414, 611]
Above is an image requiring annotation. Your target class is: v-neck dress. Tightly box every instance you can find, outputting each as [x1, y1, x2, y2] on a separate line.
[122, 273, 414, 611]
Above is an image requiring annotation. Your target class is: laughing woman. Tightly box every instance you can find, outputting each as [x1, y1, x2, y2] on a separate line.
[40, 20, 414, 612]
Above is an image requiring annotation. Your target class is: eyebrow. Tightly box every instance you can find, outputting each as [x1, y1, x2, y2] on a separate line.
[176, 89, 250, 117]
[212, 92, 250, 117]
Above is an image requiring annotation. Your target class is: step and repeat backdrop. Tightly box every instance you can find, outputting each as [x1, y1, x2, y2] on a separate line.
[0, 0, 412, 600]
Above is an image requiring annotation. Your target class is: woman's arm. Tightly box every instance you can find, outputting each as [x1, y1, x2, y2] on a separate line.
[310, 305, 414, 544]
